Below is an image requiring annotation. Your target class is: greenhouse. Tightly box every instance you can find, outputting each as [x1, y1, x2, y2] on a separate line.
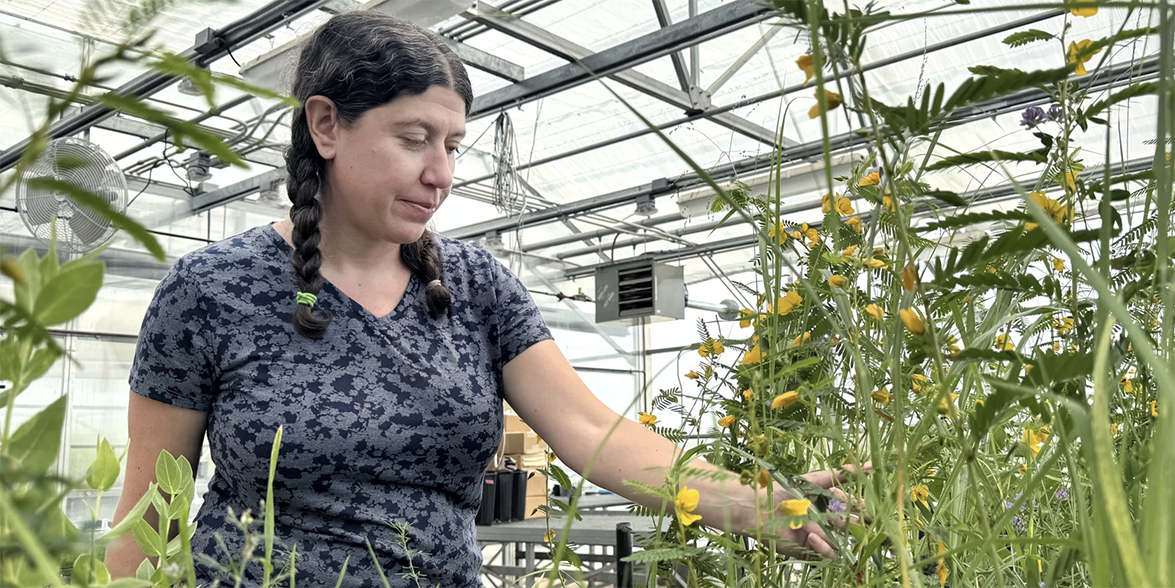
[0, 0, 1171, 585]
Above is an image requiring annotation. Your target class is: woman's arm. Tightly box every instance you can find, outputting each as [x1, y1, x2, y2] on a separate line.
[105, 392, 209, 578]
[503, 340, 864, 559]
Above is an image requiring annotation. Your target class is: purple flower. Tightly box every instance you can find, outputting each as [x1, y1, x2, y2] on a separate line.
[1020, 106, 1046, 129]
[1046, 104, 1063, 122]
[1054, 487, 1070, 501]
[1011, 515, 1027, 533]
[829, 499, 847, 513]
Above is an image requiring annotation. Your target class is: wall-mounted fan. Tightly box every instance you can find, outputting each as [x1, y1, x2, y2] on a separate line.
[16, 137, 127, 254]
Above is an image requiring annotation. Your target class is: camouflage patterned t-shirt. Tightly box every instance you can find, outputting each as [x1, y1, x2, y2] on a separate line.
[129, 223, 551, 586]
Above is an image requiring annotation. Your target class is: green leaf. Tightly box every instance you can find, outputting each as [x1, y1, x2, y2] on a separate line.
[33, 260, 104, 325]
[40, 222, 60, 283]
[86, 437, 121, 491]
[21, 346, 62, 388]
[920, 210, 1032, 232]
[1075, 27, 1159, 61]
[212, 73, 300, 107]
[132, 520, 163, 558]
[1080, 82, 1157, 125]
[925, 149, 1048, 171]
[916, 188, 968, 207]
[97, 482, 158, 544]
[622, 546, 706, 564]
[105, 579, 154, 588]
[71, 554, 111, 586]
[155, 449, 182, 495]
[135, 558, 155, 582]
[14, 248, 41, 311]
[97, 92, 246, 169]
[943, 67, 1072, 113]
[24, 177, 165, 261]
[1003, 29, 1055, 47]
[7, 396, 67, 474]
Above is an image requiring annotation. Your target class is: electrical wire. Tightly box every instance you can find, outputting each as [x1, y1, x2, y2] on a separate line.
[491, 111, 520, 215]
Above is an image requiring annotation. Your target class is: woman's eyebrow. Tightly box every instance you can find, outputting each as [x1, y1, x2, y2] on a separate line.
[391, 118, 466, 140]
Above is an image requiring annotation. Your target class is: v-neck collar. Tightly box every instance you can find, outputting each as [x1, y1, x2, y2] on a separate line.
[262, 222, 416, 322]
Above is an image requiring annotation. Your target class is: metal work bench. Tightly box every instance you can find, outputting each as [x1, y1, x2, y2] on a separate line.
[477, 496, 660, 587]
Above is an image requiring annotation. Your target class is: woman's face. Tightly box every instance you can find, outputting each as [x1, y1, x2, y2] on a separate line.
[310, 85, 467, 244]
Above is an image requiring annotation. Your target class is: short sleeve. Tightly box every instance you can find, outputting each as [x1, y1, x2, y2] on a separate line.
[491, 258, 553, 365]
[129, 258, 217, 412]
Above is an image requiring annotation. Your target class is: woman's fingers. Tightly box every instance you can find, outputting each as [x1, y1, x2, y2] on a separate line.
[802, 461, 872, 489]
[829, 487, 872, 524]
[802, 521, 838, 560]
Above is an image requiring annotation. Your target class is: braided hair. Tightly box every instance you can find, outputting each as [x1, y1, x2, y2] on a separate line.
[286, 12, 473, 339]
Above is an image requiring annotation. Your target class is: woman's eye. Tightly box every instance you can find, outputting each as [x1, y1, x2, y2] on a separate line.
[447, 145, 461, 155]
[403, 138, 427, 148]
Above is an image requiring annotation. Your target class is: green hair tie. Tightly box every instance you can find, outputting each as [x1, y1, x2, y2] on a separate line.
[295, 291, 318, 307]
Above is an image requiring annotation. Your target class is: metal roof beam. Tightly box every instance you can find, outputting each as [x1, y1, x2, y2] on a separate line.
[466, 0, 776, 119]
[452, 9, 1067, 192]
[441, 37, 526, 83]
[559, 156, 1157, 279]
[467, 1, 784, 146]
[0, 0, 327, 172]
[651, 0, 693, 93]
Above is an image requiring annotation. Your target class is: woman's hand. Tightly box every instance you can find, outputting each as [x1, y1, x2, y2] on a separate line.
[744, 462, 872, 561]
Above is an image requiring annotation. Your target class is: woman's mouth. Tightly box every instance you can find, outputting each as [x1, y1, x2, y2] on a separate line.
[400, 199, 438, 217]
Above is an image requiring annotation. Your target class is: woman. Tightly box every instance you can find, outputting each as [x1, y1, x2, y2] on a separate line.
[106, 11, 866, 586]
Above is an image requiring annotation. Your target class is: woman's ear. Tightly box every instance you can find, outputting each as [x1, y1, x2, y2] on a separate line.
[304, 95, 341, 160]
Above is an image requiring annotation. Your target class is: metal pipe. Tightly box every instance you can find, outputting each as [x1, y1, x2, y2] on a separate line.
[0, 0, 327, 172]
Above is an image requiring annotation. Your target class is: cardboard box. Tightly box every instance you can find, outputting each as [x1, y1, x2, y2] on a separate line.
[505, 414, 530, 433]
[524, 494, 546, 519]
[523, 470, 547, 497]
[503, 431, 546, 454]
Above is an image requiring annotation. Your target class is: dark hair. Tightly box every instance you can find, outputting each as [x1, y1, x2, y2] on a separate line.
[286, 11, 473, 339]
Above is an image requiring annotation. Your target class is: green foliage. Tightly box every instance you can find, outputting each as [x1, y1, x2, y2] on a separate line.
[1003, 29, 1055, 47]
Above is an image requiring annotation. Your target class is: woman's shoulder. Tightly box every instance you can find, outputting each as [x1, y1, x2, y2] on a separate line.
[166, 224, 281, 278]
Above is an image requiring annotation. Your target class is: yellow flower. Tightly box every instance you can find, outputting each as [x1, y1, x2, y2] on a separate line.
[1054, 317, 1075, 334]
[867, 257, 887, 268]
[1111, 423, 1119, 436]
[1069, 1, 1098, 16]
[699, 338, 725, 357]
[792, 332, 811, 347]
[718, 414, 736, 428]
[937, 392, 960, 415]
[675, 486, 702, 526]
[882, 195, 896, 212]
[994, 333, 1014, 351]
[829, 275, 848, 288]
[1023, 427, 1049, 456]
[544, 529, 557, 542]
[757, 468, 772, 488]
[865, 304, 884, 321]
[767, 222, 789, 244]
[741, 344, 763, 365]
[638, 412, 659, 427]
[1063, 170, 1079, 193]
[845, 216, 863, 233]
[901, 263, 918, 292]
[1068, 39, 1098, 76]
[821, 192, 835, 213]
[739, 308, 755, 328]
[808, 89, 842, 119]
[937, 541, 950, 587]
[1019, 463, 1028, 476]
[796, 54, 815, 85]
[1119, 376, 1135, 394]
[859, 171, 880, 186]
[772, 390, 800, 409]
[780, 499, 811, 529]
[900, 308, 925, 335]
[1053, 342, 1062, 353]
[790, 230, 802, 240]
[805, 227, 821, 246]
[1029, 191, 1072, 225]
[842, 244, 859, 258]
[836, 197, 855, 215]
[911, 373, 928, 393]
[742, 389, 753, 401]
[686, 370, 701, 380]
[911, 484, 930, 508]
[1151, 401, 1159, 418]
[1052, 257, 1066, 271]
[770, 290, 804, 315]
[872, 388, 891, 403]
